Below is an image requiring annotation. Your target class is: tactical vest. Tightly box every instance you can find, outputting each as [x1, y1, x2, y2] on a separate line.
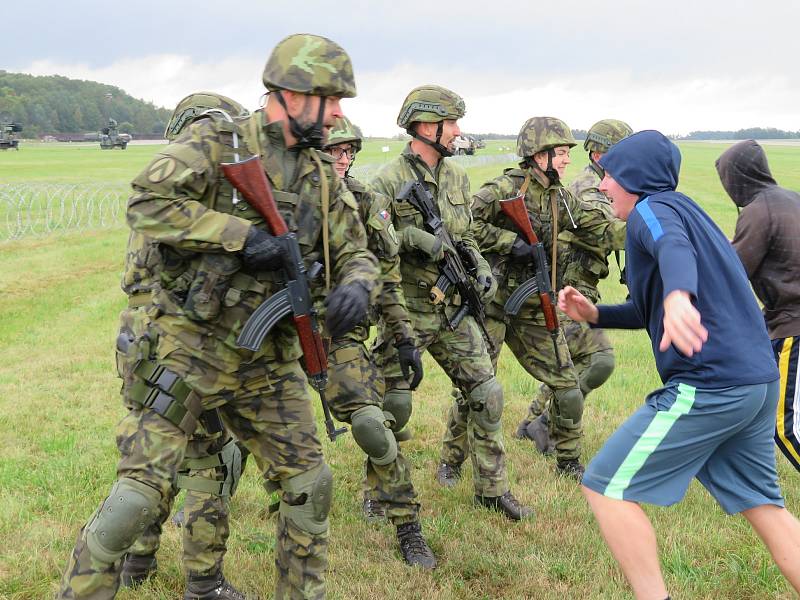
[152, 113, 339, 369]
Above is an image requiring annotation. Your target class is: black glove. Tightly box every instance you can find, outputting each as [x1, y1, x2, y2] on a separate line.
[241, 227, 284, 271]
[510, 236, 534, 264]
[324, 281, 369, 338]
[396, 339, 423, 391]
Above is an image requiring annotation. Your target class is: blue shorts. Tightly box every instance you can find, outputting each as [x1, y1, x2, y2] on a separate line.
[583, 379, 784, 514]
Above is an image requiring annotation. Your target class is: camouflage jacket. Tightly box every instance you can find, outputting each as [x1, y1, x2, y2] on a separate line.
[563, 163, 626, 301]
[471, 165, 625, 317]
[370, 143, 488, 313]
[344, 175, 415, 344]
[127, 111, 378, 372]
[121, 230, 159, 299]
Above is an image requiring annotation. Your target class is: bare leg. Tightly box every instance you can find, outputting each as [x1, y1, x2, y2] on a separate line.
[582, 485, 668, 600]
[742, 504, 800, 591]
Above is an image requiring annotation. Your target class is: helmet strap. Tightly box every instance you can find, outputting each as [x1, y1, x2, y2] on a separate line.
[275, 91, 327, 150]
[544, 148, 560, 184]
[589, 156, 605, 179]
[407, 121, 453, 157]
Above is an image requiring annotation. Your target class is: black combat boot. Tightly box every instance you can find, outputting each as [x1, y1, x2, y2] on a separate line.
[474, 491, 534, 521]
[513, 419, 532, 439]
[396, 521, 437, 570]
[527, 414, 556, 455]
[555, 459, 585, 482]
[120, 552, 157, 587]
[362, 496, 387, 523]
[434, 461, 462, 488]
[172, 507, 185, 527]
[184, 571, 249, 600]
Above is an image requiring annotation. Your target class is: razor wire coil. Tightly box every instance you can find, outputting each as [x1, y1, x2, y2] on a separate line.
[1, 153, 518, 242]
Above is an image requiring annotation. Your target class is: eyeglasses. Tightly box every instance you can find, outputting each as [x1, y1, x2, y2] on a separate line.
[329, 147, 355, 160]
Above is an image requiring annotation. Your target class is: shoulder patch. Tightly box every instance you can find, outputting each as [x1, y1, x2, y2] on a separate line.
[147, 157, 177, 183]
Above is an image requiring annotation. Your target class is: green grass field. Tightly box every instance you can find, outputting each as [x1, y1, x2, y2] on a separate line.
[1, 140, 799, 599]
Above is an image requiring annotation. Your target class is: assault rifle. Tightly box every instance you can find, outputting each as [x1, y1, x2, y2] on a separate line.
[500, 194, 562, 367]
[221, 155, 347, 441]
[397, 180, 495, 354]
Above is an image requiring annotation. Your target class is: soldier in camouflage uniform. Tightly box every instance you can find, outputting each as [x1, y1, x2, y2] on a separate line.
[439, 117, 626, 480]
[321, 116, 435, 568]
[371, 86, 532, 521]
[522, 119, 632, 453]
[56, 34, 378, 600]
[116, 92, 251, 599]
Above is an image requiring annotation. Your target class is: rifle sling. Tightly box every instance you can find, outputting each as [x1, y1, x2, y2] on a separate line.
[549, 189, 558, 291]
[309, 150, 331, 291]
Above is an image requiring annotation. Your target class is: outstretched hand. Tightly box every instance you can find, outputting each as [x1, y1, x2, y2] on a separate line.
[659, 290, 708, 356]
[557, 286, 598, 324]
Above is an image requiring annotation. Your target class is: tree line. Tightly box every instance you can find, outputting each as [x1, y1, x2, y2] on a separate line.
[0, 71, 171, 137]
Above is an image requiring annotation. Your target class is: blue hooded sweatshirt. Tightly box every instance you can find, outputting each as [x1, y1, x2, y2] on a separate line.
[596, 130, 778, 387]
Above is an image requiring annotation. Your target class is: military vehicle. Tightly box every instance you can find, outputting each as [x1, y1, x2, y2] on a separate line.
[451, 135, 484, 155]
[99, 118, 132, 150]
[0, 122, 22, 150]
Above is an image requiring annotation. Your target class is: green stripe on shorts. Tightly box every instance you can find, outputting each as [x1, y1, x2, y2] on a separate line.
[605, 383, 696, 499]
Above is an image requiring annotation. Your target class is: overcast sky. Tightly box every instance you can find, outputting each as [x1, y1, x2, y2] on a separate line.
[5, 0, 798, 137]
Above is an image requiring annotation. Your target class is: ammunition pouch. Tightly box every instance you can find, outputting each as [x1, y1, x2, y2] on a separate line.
[183, 253, 242, 322]
[129, 360, 203, 434]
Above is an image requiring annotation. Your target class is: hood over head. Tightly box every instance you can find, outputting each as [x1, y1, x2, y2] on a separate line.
[599, 130, 681, 197]
[715, 139, 777, 208]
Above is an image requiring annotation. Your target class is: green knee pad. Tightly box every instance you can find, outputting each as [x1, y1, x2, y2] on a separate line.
[177, 438, 243, 498]
[279, 463, 333, 536]
[468, 377, 504, 432]
[86, 477, 161, 564]
[553, 387, 584, 424]
[383, 388, 412, 431]
[351, 405, 398, 466]
[580, 349, 615, 395]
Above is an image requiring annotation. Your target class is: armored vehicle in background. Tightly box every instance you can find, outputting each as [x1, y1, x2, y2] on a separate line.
[99, 118, 132, 149]
[451, 135, 484, 155]
[0, 122, 22, 150]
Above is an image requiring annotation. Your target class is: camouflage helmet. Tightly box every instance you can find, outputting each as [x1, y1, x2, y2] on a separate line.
[262, 33, 357, 98]
[516, 116, 577, 158]
[584, 119, 633, 153]
[164, 91, 249, 140]
[324, 116, 362, 153]
[396, 85, 466, 129]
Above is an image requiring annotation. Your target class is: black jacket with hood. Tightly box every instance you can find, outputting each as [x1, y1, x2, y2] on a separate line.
[716, 140, 800, 339]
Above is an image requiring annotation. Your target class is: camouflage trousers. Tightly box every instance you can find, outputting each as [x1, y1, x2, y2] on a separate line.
[116, 305, 234, 578]
[441, 310, 584, 462]
[126, 427, 234, 577]
[327, 337, 419, 525]
[57, 345, 328, 600]
[379, 306, 509, 497]
[527, 320, 613, 419]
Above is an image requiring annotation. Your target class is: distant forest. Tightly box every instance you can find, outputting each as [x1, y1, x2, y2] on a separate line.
[0, 71, 171, 137]
[677, 128, 800, 140]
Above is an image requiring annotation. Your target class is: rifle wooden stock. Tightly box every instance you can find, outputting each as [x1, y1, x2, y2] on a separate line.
[221, 155, 288, 237]
[499, 193, 539, 245]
